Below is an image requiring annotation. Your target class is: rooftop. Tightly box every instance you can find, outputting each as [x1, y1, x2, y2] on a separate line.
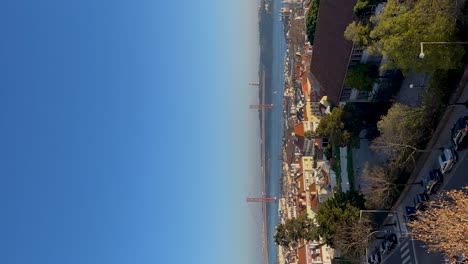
[310, 0, 357, 104]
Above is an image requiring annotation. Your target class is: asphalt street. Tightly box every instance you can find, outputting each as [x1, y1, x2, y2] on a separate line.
[376, 73, 468, 264]
[382, 123, 468, 264]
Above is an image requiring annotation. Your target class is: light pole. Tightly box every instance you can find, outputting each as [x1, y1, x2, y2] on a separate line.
[419, 41, 468, 59]
[409, 83, 424, 89]
[360, 210, 404, 263]
[365, 230, 387, 263]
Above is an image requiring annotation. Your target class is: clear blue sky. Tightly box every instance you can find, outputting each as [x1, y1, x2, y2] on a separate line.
[0, 1, 263, 263]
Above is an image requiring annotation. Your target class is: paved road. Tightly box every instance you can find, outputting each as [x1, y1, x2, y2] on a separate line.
[376, 74, 468, 264]
[382, 136, 468, 264]
[380, 236, 418, 264]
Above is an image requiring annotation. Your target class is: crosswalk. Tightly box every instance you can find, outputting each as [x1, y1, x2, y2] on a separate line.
[400, 240, 413, 264]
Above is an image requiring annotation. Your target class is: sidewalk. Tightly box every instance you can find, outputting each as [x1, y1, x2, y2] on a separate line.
[395, 71, 429, 107]
[352, 130, 388, 192]
[339, 147, 350, 192]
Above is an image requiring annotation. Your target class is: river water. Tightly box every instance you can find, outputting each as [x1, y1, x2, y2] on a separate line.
[264, 0, 286, 262]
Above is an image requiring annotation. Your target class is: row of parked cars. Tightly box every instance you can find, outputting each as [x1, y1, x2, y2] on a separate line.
[405, 116, 468, 220]
[367, 233, 399, 264]
[438, 116, 468, 174]
[366, 116, 467, 264]
[404, 116, 468, 262]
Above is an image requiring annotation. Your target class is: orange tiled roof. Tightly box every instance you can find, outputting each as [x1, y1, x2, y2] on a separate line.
[298, 175, 305, 194]
[298, 245, 307, 264]
[294, 123, 305, 137]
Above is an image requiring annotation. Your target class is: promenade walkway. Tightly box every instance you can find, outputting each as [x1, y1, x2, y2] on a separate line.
[339, 147, 350, 192]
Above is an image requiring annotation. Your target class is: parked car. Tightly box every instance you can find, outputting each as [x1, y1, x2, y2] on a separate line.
[415, 193, 429, 211]
[424, 169, 444, 195]
[405, 206, 418, 221]
[451, 116, 468, 150]
[380, 241, 389, 255]
[385, 234, 398, 251]
[438, 148, 457, 174]
[368, 254, 377, 264]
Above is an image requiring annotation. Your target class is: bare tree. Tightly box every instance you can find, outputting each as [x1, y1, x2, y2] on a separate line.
[361, 162, 398, 209]
[333, 218, 373, 258]
[407, 187, 468, 258]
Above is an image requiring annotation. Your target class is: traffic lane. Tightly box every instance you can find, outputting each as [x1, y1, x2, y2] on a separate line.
[403, 144, 468, 264]
[382, 237, 416, 264]
[416, 104, 468, 186]
[413, 239, 444, 264]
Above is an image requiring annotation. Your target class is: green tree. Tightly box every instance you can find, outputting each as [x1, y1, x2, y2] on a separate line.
[274, 213, 319, 247]
[370, 103, 426, 166]
[274, 223, 292, 247]
[344, 21, 371, 46]
[369, 0, 464, 73]
[316, 106, 345, 146]
[345, 63, 379, 91]
[304, 130, 318, 139]
[315, 191, 365, 245]
[354, 0, 383, 20]
[306, 0, 320, 44]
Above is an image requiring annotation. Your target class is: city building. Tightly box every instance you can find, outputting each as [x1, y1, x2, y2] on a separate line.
[309, 0, 383, 104]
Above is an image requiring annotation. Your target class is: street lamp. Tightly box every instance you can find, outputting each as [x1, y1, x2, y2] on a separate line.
[360, 210, 404, 262]
[419, 41, 468, 59]
[365, 230, 388, 263]
[409, 83, 424, 89]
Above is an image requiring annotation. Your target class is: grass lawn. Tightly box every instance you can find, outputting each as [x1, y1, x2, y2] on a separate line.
[347, 147, 355, 191]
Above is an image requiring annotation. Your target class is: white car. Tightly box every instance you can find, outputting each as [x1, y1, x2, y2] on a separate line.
[438, 148, 457, 174]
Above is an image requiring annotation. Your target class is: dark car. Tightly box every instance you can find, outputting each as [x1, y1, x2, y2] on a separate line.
[424, 169, 444, 195]
[451, 116, 468, 150]
[415, 193, 429, 211]
[405, 206, 418, 221]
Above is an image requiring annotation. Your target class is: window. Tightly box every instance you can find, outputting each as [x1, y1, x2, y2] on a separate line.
[440, 152, 447, 162]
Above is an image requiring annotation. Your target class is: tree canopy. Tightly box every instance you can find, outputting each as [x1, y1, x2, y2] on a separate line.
[361, 161, 399, 209]
[274, 213, 319, 247]
[344, 21, 371, 47]
[354, 0, 383, 20]
[408, 187, 468, 257]
[275, 191, 369, 258]
[370, 103, 426, 166]
[316, 106, 351, 147]
[315, 191, 365, 245]
[333, 218, 373, 259]
[304, 130, 318, 140]
[306, 0, 320, 44]
[345, 63, 379, 91]
[369, 0, 465, 73]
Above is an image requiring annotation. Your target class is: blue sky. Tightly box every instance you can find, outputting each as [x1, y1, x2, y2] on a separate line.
[0, 1, 263, 263]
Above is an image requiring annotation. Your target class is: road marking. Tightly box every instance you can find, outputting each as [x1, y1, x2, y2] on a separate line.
[402, 255, 412, 264]
[410, 235, 419, 264]
[400, 242, 409, 252]
[401, 248, 410, 258]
